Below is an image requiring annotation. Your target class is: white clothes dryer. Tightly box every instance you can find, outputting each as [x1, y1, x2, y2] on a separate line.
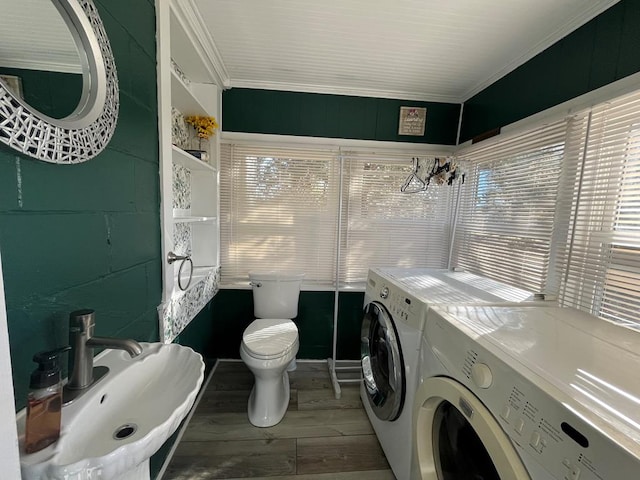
[361, 268, 538, 480]
[412, 304, 640, 480]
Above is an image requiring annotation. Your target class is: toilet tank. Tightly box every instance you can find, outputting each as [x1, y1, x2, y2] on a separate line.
[249, 271, 304, 319]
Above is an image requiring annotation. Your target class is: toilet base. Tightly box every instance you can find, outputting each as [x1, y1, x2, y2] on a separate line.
[247, 370, 291, 427]
[287, 358, 297, 372]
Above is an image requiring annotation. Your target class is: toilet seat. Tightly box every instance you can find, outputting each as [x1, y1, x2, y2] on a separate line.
[242, 318, 298, 360]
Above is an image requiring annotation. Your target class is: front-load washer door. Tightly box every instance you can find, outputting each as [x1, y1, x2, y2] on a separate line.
[361, 301, 405, 421]
[413, 377, 530, 480]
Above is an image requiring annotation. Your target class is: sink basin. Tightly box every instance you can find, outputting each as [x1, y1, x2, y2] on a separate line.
[18, 342, 204, 480]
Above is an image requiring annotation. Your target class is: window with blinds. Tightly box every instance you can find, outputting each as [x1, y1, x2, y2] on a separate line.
[559, 91, 640, 328]
[339, 153, 454, 285]
[452, 121, 568, 293]
[220, 144, 455, 288]
[220, 144, 340, 287]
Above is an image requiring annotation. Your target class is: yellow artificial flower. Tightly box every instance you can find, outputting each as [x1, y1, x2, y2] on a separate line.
[185, 116, 219, 139]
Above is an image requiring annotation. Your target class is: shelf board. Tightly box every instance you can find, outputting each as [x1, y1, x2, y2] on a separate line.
[171, 70, 212, 117]
[173, 215, 217, 223]
[172, 145, 216, 171]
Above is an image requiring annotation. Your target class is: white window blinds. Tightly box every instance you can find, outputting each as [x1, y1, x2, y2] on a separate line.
[221, 143, 454, 288]
[339, 152, 455, 285]
[559, 91, 640, 328]
[452, 121, 568, 293]
[220, 144, 340, 287]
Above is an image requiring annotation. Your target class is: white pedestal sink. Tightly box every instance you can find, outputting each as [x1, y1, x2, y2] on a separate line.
[18, 342, 205, 480]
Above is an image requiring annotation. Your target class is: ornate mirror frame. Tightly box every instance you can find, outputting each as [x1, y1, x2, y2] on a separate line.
[0, 0, 119, 164]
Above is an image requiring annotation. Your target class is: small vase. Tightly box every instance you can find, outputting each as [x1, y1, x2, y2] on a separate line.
[190, 135, 206, 150]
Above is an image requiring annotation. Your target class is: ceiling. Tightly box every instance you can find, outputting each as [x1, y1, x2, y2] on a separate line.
[0, 1, 621, 102]
[0, 0, 81, 74]
[191, 0, 619, 103]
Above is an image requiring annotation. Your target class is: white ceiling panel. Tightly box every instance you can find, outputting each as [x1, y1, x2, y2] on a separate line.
[0, 0, 81, 74]
[190, 0, 619, 102]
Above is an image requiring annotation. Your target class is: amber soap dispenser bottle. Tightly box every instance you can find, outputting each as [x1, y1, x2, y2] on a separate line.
[24, 347, 70, 454]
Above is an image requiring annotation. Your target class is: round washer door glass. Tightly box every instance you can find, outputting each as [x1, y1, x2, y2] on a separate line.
[360, 301, 405, 421]
[434, 401, 499, 479]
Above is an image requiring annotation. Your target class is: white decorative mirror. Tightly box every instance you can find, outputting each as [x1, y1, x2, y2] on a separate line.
[0, 0, 119, 164]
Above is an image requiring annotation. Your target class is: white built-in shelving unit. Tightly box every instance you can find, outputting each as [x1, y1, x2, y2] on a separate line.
[156, 0, 224, 342]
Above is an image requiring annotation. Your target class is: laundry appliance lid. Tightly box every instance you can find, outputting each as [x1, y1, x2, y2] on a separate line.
[372, 267, 534, 305]
[429, 304, 640, 461]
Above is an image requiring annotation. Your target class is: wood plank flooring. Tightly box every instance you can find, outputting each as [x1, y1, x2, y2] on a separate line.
[164, 361, 395, 480]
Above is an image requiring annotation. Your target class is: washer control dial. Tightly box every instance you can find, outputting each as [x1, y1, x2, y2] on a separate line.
[471, 363, 493, 389]
[380, 286, 389, 299]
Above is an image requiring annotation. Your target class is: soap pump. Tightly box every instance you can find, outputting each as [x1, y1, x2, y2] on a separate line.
[24, 346, 70, 454]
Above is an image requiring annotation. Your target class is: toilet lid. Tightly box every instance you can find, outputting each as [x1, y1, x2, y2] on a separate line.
[242, 318, 299, 359]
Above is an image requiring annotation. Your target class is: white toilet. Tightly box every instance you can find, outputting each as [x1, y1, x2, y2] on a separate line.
[240, 271, 304, 427]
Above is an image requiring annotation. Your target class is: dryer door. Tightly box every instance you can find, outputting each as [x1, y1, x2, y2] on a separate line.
[413, 377, 531, 480]
[361, 301, 405, 421]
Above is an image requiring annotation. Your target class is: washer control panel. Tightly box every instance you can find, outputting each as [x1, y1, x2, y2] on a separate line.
[426, 314, 640, 480]
[366, 270, 427, 330]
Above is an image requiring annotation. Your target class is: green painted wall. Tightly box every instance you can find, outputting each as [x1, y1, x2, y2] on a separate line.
[0, 0, 161, 410]
[461, 0, 640, 142]
[174, 300, 217, 360]
[211, 289, 364, 361]
[222, 88, 461, 145]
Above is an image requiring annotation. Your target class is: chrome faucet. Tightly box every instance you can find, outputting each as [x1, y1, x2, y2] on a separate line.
[64, 309, 142, 403]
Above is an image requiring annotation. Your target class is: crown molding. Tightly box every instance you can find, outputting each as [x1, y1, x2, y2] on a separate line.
[461, 0, 621, 101]
[172, 0, 230, 88]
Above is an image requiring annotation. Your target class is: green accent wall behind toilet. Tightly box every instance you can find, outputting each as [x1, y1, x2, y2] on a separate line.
[210, 290, 365, 360]
[0, 0, 161, 410]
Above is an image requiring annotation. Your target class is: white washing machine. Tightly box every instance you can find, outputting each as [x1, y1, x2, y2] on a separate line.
[361, 268, 538, 480]
[411, 304, 640, 479]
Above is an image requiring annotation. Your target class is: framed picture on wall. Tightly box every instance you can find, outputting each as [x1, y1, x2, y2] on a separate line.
[398, 106, 427, 136]
[0, 74, 23, 100]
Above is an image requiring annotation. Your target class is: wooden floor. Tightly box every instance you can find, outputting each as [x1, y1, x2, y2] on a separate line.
[164, 361, 394, 480]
